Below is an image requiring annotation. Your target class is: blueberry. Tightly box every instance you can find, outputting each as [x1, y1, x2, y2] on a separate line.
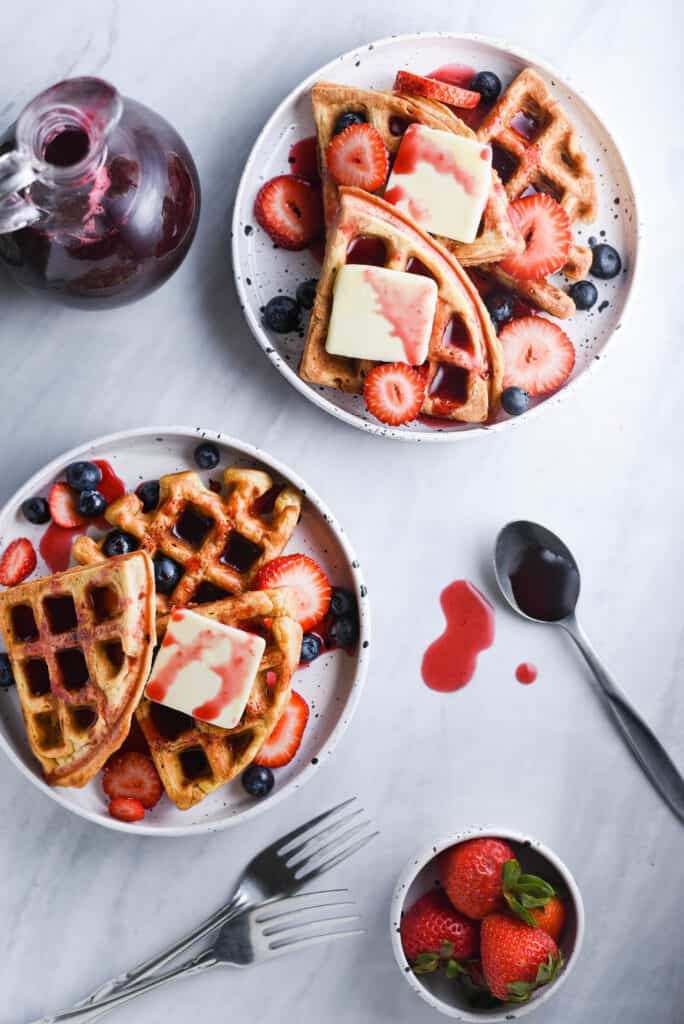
[66, 461, 102, 492]
[242, 764, 274, 797]
[300, 633, 322, 663]
[21, 496, 50, 524]
[262, 296, 301, 334]
[103, 530, 137, 557]
[334, 111, 367, 135]
[484, 290, 515, 328]
[154, 555, 183, 595]
[590, 243, 621, 280]
[136, 479, 160, 512]
[296, 278, 318, 310]
[501, 386, 530, 416]
[569, 280, 598, 311]
[193, 442, 220, 470]
[331, 614, 359, 650]
[330, 587, 354, 618]
[470, 71, 501, 103]
[0, 653, 14, 688]
[77, 490, 106, 518]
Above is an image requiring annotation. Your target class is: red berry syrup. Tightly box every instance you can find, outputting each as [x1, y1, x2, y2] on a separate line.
[421, 580, 495, 691]
[509, 546, 579, 622]
[515, 662, 538, 685]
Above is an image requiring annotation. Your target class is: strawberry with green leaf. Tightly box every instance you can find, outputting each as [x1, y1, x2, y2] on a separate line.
[480, 913, 563, 1003]
[501, 858, 557, 928]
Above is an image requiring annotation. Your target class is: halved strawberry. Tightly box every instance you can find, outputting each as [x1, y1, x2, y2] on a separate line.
[103, 751, 163, 809]
[254, 554, 331, 632]
[0, 538, 36, 586]
[363, 362, 426, 426]
[500, 317, 575, 396]
[254, 175, 324, 250]
[394, 70, 480, 109]
[499, 194, 571, 280]
[48, 482, 86, 529]
[108, 796, 145, 822]
[325, 123, 389, 191]
[254, 690, 309, 768]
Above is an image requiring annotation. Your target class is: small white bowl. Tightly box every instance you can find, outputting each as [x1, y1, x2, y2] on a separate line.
[390, 826, 585, 1021]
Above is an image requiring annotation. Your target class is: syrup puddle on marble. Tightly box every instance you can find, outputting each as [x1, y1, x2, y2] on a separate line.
[421, 580, 495, 691]
[515, 662, 538, 685]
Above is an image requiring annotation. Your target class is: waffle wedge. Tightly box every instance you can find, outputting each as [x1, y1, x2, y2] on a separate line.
[0, 551, 155, 787]
[476, 67, 597, 316]
[137, 588, 302, 810]
[300, 186, 503, 423]
[73, 467, 302, 622]
[312, 81, 522, 266]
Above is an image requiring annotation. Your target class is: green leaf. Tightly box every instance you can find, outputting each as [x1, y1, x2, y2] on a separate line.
[501, 858, 521, 890]
[507, 981, 533, 1003]
[439, 940, 455, 959]
[413, 952, 439, 973]
[446, 959, 466, 979]
[504, 890, 537, 928]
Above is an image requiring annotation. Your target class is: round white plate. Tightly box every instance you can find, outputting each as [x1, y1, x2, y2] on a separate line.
[232, 32, 639, 442]
[0, 426, 370, 836]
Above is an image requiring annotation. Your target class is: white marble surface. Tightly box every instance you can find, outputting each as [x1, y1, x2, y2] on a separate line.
[0, 2, 682, 1023]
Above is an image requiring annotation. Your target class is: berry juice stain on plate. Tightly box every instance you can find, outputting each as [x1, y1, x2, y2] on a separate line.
[421, 580, 495, 691]
[39, 524, 85, 573]
[515, 662, 537, 685]
[288, 136, 319, 183]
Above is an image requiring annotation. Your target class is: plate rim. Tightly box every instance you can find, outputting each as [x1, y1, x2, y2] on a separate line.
[232, 30, 642, 443]
[0, 425, 371, 837]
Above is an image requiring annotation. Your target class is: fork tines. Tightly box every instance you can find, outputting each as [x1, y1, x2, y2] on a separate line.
[254, 892, 365, 954]
[277, 797, 379, 882]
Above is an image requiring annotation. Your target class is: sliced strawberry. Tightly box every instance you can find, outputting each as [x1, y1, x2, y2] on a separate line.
[254, 554, 331, 632]
[363, 362, 426, 426]
[0, 538, 36, 586]
[103, 751, 163, 809]
[499, 194, 571, 281]
[254, 175, 324, 250]
[394, 70, 480, 109]
[500, 317, 575, 396]
[325, 123, 389, 191]
[48, 482, 86, 529]
[108, 796, 145, 822]
[254, 690, 309, 768]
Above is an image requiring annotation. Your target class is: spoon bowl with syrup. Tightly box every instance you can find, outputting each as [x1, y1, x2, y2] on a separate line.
[494, 520, 684, 824]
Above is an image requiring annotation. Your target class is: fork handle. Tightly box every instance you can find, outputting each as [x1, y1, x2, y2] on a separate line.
[77, 892, 247, 1007]
[26, 951, 218, 1024]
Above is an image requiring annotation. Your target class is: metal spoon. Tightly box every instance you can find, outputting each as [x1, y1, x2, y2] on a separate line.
[494, 520, 684, 824]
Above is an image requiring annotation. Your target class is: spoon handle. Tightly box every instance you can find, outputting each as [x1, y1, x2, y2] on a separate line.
[564, 617, 684, 823]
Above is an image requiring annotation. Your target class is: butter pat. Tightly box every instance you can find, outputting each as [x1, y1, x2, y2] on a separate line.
[385, 124, 491, 243]
[325, 264, 438, 364]
[145, 608, 265, 730]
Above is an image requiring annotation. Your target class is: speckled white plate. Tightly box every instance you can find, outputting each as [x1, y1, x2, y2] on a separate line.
[0, 427, 370, 836]
[232, 32, 639, 442]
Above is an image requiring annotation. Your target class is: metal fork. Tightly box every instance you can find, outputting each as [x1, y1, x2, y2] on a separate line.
[80, 797, 376, 1006]
[30, 892, 365, 1023]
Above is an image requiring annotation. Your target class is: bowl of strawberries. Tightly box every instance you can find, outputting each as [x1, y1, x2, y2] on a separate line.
[391, 828, 584, 1020]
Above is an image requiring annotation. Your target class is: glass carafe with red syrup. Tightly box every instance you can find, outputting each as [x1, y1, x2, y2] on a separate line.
[0, 77, 200, 308]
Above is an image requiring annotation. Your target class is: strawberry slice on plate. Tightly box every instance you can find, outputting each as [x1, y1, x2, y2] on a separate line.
[254, 690, 309, 768]
[500, 317, 575, 396]
[254, 554, 331, 632]
[48, 482, 86, 529]
[325, 123, 389, 191]
[103, 751, 163, 809]
[394, 70, 480, 109]
[254, 174, 324, 250]
[0, 538, 36, 586]
[363, 362, 426, 426]
[108, 796, 146, 822]
[498, 193, 571, 280]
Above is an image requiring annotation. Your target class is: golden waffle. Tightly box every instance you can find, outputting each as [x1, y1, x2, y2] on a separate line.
[73, 467, 302, 621]
[312, 81, 523, 266]
[0, 552, 155, 787]
[300, 186, 504, 423]
[136, 588, 302, 810]
[476, 67, 598, 314]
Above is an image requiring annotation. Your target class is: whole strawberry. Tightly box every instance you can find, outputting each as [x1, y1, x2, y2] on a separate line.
[400, 890, 479, 964]
[530, 895, 566, 943]
[440, 837, 515, 919]
[480, 913, 561, 1003]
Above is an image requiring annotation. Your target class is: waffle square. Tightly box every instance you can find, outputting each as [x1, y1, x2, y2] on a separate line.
[136, 588, 302, 810]
[0, 551, 155, 787]
[312, 81, 523, 266]
[73, 467, 302, 622]
[300, 186, 504, 423]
